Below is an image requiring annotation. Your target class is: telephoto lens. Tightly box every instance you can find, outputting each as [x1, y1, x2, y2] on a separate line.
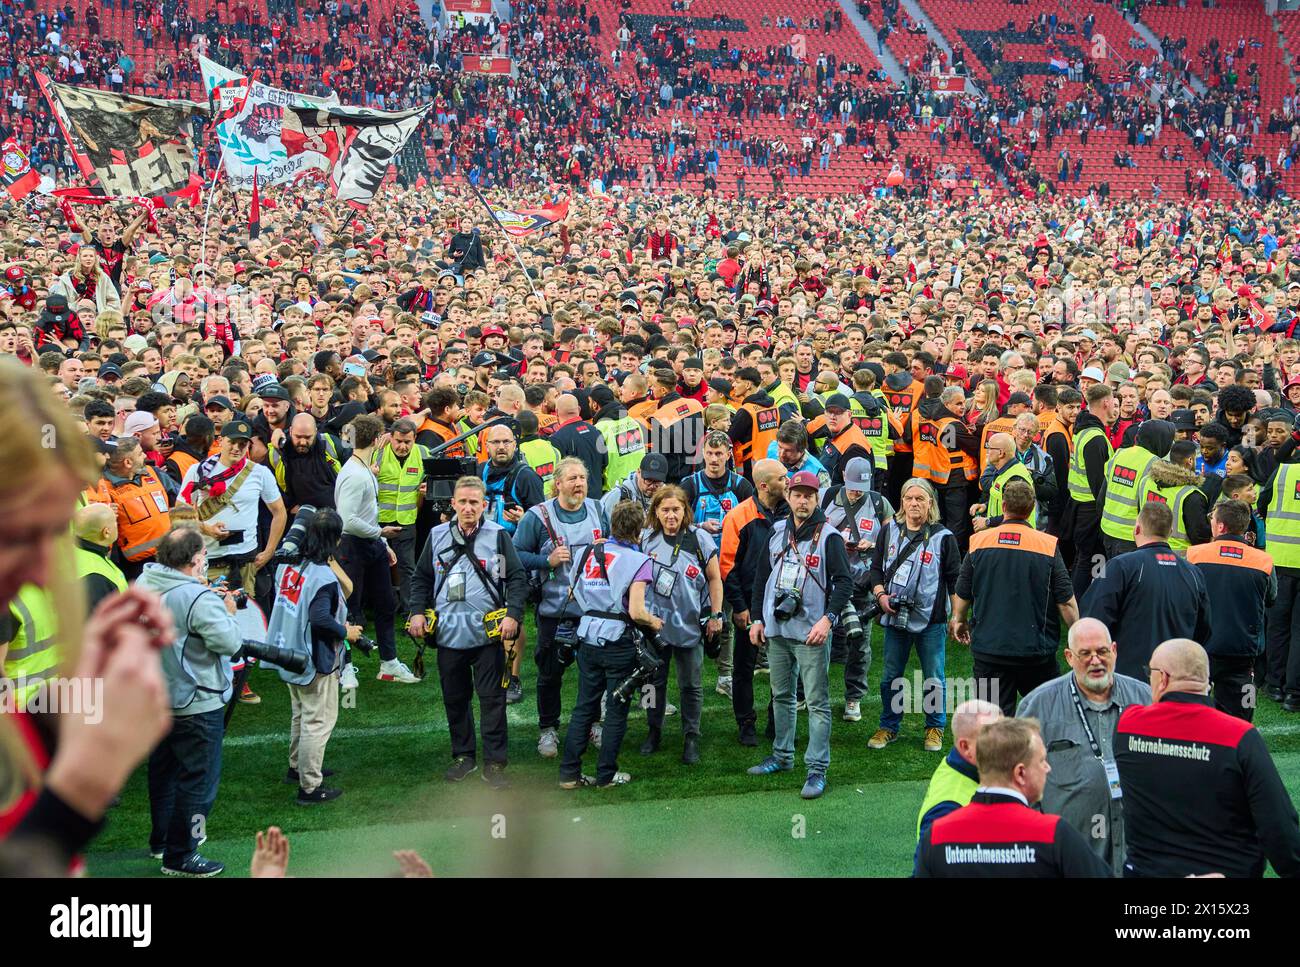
[273, 505, 318, 563]
[242, 639, 309, 675]
[841, 603, 864, 641]
[351, 634, 377, 656]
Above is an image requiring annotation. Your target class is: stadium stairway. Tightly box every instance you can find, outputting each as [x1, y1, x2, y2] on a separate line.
[835, 0, 908, 83]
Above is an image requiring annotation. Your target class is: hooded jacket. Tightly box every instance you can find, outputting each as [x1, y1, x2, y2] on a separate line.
[51, 266, 122, 314]
[1143, 458, 1212, 546]
[136, 562, 244, 716]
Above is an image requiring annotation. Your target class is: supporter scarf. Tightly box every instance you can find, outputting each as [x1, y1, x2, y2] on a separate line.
[181, 455, 247, 505]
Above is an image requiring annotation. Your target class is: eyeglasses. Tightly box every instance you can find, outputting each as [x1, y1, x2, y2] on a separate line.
[1142, 664, 1168, 679]
[1071, 647, 1112, 661]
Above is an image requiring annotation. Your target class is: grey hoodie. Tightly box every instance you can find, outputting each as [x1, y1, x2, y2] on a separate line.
[137, 563, 244, 717]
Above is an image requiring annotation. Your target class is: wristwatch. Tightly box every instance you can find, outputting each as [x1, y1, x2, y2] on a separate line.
[826, 612, 839, 629]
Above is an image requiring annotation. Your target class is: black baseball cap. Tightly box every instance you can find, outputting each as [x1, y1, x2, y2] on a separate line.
[824, 393, 851, 413]
[708, 377, 733, 397]
[204, 394, 235, 412]
[640, 452, 669, 482]
[222, 419, 254, 440]
[472, 351, 498, 367]
[257, 383, 291, 402]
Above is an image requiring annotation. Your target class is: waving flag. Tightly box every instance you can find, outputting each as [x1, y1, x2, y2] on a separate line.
[0, 138, 39, 201]
[282, 102, 430, 208]
[475, 190, 570, 237]
[37, 75, 205, 196]
[1217, 234, 1234, 265]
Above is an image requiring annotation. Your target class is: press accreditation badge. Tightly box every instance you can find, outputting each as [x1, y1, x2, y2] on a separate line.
[654, 565, 677, 598]
[778, 557, 801, 590]
[447, 570, 466, 603]
[1104, 758, 1122, 800]
[152, 491, 168, 513]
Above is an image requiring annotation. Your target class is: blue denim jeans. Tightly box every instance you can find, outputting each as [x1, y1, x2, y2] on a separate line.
[147, 708, 224, 864]
[878, 622, 947, 732]
[768, 635, 831, 775]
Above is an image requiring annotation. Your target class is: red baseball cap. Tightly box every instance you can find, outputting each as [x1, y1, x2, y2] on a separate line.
[788, 470, 821, 492]
[481, 324, 506, 338]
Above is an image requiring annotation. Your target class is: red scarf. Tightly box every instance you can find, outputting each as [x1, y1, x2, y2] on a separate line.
[180, 455, 247, 505]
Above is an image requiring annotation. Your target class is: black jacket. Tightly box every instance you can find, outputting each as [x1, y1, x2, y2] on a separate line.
[1079, 541, 1212, 678]
[916, 791, 1110, 878]
[277, 436, 340, 512]
[1116, 692, 1300, 877]
[549, 418, 608, 498]
[720, 494, 788, 615]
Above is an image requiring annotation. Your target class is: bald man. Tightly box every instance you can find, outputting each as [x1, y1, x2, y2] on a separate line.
[548, 393, 607, 498]
[915, 699, 1003, 852]
[720, 458, 790, 746]
[1116, 638, 1300, 878]
[1017, 618, 1150, 873]
[72, 502, 127, 612]
[974, 432, 1038, 530]
[273, 412, 341, 513]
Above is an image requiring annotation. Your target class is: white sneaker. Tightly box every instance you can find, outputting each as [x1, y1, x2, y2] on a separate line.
[716, 676, 733, 698]
[538, 727, 559, 758]
[590, 723, 603, 749]
[377, 659, 419, 684]
[340, 663, 359, 691]
[665, 703, 678, 717]
[843, 700, 862, 722]
[597, 771, 632, 787]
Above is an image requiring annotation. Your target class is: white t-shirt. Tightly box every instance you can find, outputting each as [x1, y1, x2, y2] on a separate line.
[179, 458, 281, 559]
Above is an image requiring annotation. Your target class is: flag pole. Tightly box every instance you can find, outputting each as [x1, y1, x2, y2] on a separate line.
[472, 185, 545, 311]
[200, 70, 257, 261]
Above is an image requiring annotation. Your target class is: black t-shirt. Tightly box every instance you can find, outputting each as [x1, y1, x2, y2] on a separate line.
[93, 238, 127, 287]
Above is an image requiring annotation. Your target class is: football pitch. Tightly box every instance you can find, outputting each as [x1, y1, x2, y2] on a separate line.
[86, 623, 1300, 877]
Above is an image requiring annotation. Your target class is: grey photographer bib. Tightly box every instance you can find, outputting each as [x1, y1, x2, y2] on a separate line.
[265, 561, 347, 686]
[575, 543, 650, 646]
[878, 522, 951, 634]
[642, 526, 717, 650]
[824, 489, 885, 589]
[528, 498, 605, 618]
[761, 519, 836, 641]
[426, 521, 507, 650]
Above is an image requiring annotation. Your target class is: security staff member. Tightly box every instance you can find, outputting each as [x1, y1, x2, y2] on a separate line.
[94, 437, 171, 580]
[748, 470, 854, 801]
[591, 384, 646, 493]
[1138, 439, 1211, 555]
[916, 717, 1111, 877]
[913, 383, 979, 552]
[1260, 440, 1300, 708]
[4, 585, 58, 709]
[1116, 638, 1300, 877]
[646, 368, 705, 485]
[1081, 502, 1212, 680]
[550, 394, 608, 498]
[409, 476, 527, 788]
[821, 456, 891, 720]
[719, 458, 789, 747]
[72, 502, 126, 613]
[1065, 384, 1116, 597]
[974, 432, 1037, 531]
[820, 393, 875, 490]
[915, 699, 1003, 846]
[512, 457, 609, 759]
[728, 366, 784, 481]
[518, 410, 562, 498]
[1188, 500, 1277, 721]
[375, 418, 432, 615]
[953, 479, 1079, 716]
[1098, 420, 1174, 558]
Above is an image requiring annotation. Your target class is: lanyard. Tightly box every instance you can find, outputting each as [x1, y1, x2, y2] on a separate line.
[1068, 676, 1106, 760]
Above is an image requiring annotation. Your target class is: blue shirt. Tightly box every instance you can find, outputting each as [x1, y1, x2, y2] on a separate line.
[1196, 451, 1228, 478]
[764, 442, 829, 480]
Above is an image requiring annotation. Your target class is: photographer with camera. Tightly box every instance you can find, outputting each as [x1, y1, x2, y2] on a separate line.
[867, 478, 961, 755]
[265, 508, 361, 805]
[513, 457, 610, 758]
[408, 476, 527, 788]
[821, 456, 892, 723]
[747, 470, 854, 800]
[640, 485, 724, 764]
[559, 500, 664, 788]
[139, 526, 245, 877]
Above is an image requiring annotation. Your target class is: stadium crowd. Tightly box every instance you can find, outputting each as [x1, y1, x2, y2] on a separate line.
[0, 0, 1298, 881]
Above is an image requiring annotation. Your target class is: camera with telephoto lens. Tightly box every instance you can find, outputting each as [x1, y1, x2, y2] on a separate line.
[273, 505, 317, 564]
[241, 638, 309, 675]
[892, 594, 915, 628]
[772, 586, 803, 622]
[612, 627, 665, 705]
[553, 619, 579, 667]
[840, 602, 865, 642]
[351, 634, 377, 656]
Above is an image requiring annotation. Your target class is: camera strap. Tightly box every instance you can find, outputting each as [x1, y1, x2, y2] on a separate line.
[431, 528, 506, 609]
[562, 540, 628, 624]
[776, 519, 826, 594]
[883, 521, 930, 597]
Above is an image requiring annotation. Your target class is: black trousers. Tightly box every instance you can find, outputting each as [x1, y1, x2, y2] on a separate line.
[1266, 570, 1300, 695]
[386, 523, 418, 615]
[886, 451, 915, 508]
[338, 534, 397, 661]
[1069, 508, 1103, 600]
[147, 708, 223, 865]
[534, 614, 576, 730]
[938, 484, 971, 556]
[1103, 535, 1136, 560]
[731, 616, 759, 729]
[560, 638, 636, 785]
[973, 653, 1060, 717]
[437, 642, 507, 765]
[1210, 654, 1258, 722]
